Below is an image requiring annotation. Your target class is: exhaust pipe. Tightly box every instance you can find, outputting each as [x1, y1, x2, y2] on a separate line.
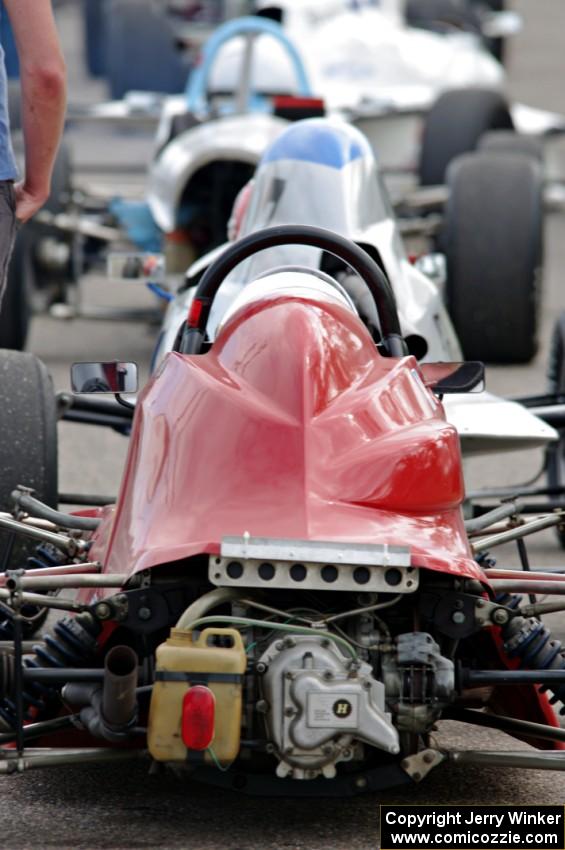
[102, 645, 138, 730]
[62, 645, 139, 742]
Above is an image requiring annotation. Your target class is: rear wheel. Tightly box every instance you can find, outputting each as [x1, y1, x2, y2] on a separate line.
[0, 351, 58, 567]
[419, 88, 513, 186]
[444, 151, 543, 363]
[106, 0, 189, 98]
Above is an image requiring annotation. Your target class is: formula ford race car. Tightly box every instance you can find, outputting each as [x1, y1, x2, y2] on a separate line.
[2, 213, 565, 791]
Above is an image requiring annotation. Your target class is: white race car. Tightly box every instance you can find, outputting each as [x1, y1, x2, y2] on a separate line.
[152, 117, 556, 458]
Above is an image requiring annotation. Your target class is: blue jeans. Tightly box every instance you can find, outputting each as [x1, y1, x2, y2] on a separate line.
[0, 180, 18, 305]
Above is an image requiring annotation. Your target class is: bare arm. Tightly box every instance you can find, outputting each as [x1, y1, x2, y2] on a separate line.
[4, 0, 66, 222]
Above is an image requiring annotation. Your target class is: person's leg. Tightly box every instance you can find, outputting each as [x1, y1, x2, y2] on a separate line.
[0, 179, 17, 306]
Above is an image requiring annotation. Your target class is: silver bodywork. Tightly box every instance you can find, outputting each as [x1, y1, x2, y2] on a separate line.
[152, 119, 557, 456]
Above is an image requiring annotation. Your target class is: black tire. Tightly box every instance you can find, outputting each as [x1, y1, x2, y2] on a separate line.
[444, 151, 543, 363]
[0, 228, 34, 350]
[106, 0, 189, 99]
[406, 0, 481, 35]
[0, 350, 58, 567]
[546, 312, 565, 547]
[419, 88, 513, 186]
[83, 0, 108, 77]
[478, 130, 544, 162]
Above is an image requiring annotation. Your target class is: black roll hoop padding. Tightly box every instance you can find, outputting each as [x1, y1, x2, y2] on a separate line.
[179, 225, 408, 357]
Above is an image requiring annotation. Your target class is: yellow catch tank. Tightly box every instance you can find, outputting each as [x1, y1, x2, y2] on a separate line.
[148, 627, 247, 764]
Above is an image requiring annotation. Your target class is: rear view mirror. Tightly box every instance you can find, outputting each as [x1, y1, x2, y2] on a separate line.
[107, 252, 165, 283]
[419, 362, 485, 394]
[71, 361, 138, 395]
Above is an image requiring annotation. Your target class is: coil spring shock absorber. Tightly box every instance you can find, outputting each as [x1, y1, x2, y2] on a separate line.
[0, 543, 66, 641]
[503, 614, 565, 715]
[0, 612, 101, 730]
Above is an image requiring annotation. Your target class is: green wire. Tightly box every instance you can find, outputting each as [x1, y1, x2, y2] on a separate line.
[185, 615, 358, 660]
[207, 746, 233, 773]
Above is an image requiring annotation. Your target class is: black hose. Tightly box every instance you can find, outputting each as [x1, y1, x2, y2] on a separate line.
[12, 491, 100, 532]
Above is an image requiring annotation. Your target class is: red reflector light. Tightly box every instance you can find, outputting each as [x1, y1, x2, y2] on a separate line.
[187, 298, 204, 328]
[181, 685, 215, 751]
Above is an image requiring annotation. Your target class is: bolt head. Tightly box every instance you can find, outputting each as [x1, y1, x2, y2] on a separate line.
[256, 662, 267, 674]
[423, 752, 434, 765]
[492, 608, 509, 625]
[451, 611, 466, 625]
[95, 602, 111, 620]
[137, 606, 152, 621]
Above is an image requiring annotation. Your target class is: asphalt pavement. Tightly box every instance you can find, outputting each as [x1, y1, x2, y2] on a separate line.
[2, 2, 565, 848]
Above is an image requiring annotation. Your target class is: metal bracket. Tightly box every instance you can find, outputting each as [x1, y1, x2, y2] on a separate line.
[474, 597, 511, 628]
[400, 749, 445, 782]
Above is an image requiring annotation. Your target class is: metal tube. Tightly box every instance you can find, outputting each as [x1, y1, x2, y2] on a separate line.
[484, 568, 565, 582]
[0, 588, 88, 613]
[6, 574, 128, 591]
[464, 502, 519, 535]
[0, 563, 101, 584]
[11, 491, 101, 532]
[448, 750, 565, 771]
[0, 641, 43, 653]
[0, 515, 80, 553]
[463, 669, 565, 686]
[489, 580, 565, 595]
[0, 512, 58, 531]
[444, 708, 565, 745]
[23, 668, 105, 683]
[102, 645, 138, 728]
[0, 715, 78, 744]
[0, 748, 145, 773]
[472, 513, 565, 553]
[520, 600, 565, 617]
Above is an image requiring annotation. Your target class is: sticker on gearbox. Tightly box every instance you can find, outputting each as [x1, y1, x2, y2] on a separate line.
[307, 692, 360, 728]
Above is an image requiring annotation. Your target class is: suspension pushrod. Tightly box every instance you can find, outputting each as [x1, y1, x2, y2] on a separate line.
[444, 708, 565, 745]
[448, 749, 565, 771]
[5, 574, 128, 591]
[489, 580, 565, 595]
[472, 513, 565, 553]
[462, 669, 565, 686]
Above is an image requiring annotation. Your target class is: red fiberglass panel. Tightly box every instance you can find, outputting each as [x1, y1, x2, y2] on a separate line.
[91, 295, 482, 582]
